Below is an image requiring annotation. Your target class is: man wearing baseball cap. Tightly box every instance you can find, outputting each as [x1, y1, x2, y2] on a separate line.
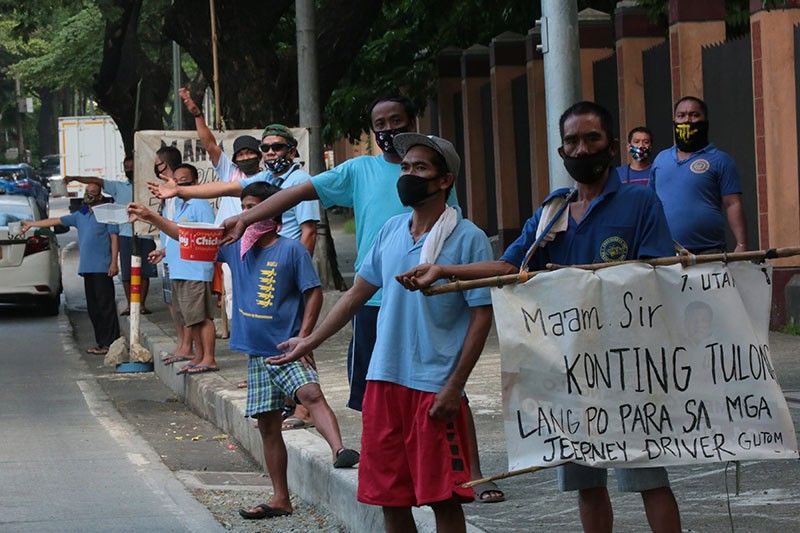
[268, 133, 494, 530]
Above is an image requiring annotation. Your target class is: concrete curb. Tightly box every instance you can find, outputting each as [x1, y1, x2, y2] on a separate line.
[120, 308, 485, 533]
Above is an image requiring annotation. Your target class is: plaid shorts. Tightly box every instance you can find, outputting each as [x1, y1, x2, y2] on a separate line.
[245, 356, 319, 417]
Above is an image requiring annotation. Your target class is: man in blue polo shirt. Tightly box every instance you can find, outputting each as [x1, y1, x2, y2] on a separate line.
[268, 134, 493, 531]
[65, 155, 158, 315]
[651, 96, 747, 254]
[398, 102, 681, 532]
[22, 182, 121, 354]
[129, 164, 218, 375]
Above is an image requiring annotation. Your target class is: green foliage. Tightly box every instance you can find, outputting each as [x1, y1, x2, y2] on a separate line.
[781, 322, 800, 336]
[323, 0, 537, 142]
[6, 6, 103, 91]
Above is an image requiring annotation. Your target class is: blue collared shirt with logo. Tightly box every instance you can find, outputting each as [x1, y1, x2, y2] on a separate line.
[650, 143, 742, 251]
[501, 172, 674, 269]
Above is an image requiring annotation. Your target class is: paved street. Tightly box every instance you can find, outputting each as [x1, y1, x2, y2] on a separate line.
[0, 305, 223, 532]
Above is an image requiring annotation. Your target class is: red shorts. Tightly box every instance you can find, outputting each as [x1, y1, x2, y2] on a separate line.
[357, 381, 474, 507]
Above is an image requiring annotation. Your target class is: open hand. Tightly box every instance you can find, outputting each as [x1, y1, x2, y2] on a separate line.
[267, 337, 314, 366]
[395, 263, 444, 291]
[221, 215, 247, 245]
[127, 202, 154, 223]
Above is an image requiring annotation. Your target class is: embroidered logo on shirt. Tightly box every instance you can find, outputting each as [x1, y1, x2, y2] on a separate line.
[600, 236, 628, 262]
[689, 159, 710, 174]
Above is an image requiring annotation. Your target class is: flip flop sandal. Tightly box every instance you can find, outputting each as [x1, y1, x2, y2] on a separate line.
[140, 308, 153, 315]
[238, 503, 292, 520]
[120, 309, 130, 316]
[281, 417, 314, 431]
[162, 354, 193, 365]
[86, 346, 108, 355]
[333, 448, 360, 468]
[176, 364, 196, 375]
[473, 481, 506, 503]
[236, 380, 248, 389]
[186, 364, 219, 374]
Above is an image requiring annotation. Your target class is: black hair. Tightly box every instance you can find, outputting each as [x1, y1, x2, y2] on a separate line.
[156, 145, 182, 170]
[559, 101, 615, 142]
[366, 95, 417, 122]
[240, 181, 281, 201]
[674, 96, 708, 119]
[240, 182, 283, 224]
[174, 163, 198, 183]
[627, 126, 653, 143]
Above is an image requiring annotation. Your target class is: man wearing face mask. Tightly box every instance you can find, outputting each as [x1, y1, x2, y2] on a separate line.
[22, 182, 121, 354]
[616, 127, 654, 186]
[651, 96, 747, 254]
[268, 134, 492, 530]
[148, 120, 319, 256]
[215, 96, 458, 416]
[65, 155, 158, 315]
[396, 102, 681, 533]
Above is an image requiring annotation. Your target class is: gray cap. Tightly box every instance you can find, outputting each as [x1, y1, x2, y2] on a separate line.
[393, 133, 461, 177]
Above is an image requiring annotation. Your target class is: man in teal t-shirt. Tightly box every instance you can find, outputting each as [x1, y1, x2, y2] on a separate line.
[219, 96, 457, 411]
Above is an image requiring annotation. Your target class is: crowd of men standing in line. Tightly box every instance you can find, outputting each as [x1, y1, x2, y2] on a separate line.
[25, 85, 746, 531]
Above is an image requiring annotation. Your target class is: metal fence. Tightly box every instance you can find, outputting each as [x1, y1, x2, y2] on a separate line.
[593, 53, 621, 165]
[702, 34, 758, 251]
[642, 41, 673, 153]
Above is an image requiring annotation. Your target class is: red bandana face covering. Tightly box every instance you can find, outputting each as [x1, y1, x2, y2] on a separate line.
[240, 219, 281, 260]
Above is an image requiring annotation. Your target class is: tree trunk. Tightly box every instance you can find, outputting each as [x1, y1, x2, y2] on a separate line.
[93, 0, 171, 154]
[36, 87, 57, 155]
[165, 0, 383, 129]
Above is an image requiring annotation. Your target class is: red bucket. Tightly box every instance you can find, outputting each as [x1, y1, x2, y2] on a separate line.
[178, 223, 224, 262]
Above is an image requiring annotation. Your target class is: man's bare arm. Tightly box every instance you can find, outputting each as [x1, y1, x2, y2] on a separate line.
[180, 87, 223, 166]
[722, 193, 747, 252]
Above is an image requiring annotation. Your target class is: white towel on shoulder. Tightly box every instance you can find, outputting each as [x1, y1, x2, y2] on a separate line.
[419, 206, 458, 264]
[535, 194, 570, 244]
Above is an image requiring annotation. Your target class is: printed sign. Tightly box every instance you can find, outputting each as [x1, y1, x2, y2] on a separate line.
[493, 262, 798, 470]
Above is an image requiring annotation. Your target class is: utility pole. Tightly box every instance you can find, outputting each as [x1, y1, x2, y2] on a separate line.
[15, 78, 25, 162]
[296, 0, 345, 290]
[172, 42, 183, 129]
[538, 0, 581, 190]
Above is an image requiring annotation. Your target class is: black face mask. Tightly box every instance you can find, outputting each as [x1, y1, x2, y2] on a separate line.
[397, 174, 440, 207]
[125, 170, 134, 181]
[561, 146, 613, 185]
[236, 157, 261, 176]
[374, 127, 406, 155]
[266, 156, 292, 175]
[674, 121, 709, 153]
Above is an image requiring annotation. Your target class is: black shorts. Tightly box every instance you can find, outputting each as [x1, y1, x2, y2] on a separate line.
[119, 236, 158, 281]
[346, 305, 379, 411]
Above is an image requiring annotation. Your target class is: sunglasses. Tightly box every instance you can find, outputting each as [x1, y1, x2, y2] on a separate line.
[259, 142, 290, 153]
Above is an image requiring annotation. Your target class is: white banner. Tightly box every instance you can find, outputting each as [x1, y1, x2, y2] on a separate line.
[493, 262, 798, 470]
[132, 128, 309, 236]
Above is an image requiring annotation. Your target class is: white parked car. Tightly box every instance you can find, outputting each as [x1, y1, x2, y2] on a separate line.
[0, 193, 65, 315]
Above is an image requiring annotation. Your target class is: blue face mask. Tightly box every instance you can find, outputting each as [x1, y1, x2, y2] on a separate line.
[629, 145, 651, 162]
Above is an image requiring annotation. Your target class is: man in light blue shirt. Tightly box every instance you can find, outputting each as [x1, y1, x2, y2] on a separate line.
[65, 156, 157, 314]
[268, 134, 492, 531]
[149, 96, 320, 255]
[217, 97, 457, 414]
[22, 182, 121, 353]
[129, 164, 219, 375]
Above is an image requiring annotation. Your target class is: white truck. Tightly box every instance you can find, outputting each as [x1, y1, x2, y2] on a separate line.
[57, 115, 126, 211]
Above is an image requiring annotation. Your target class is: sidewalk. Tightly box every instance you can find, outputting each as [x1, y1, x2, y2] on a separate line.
[63, 224, 800, 532]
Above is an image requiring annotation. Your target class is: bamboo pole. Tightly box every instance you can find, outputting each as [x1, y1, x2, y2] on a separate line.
[209, 0, 221, 128]
[424, 247, 800, 296]
[462, 465, 550, 488]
